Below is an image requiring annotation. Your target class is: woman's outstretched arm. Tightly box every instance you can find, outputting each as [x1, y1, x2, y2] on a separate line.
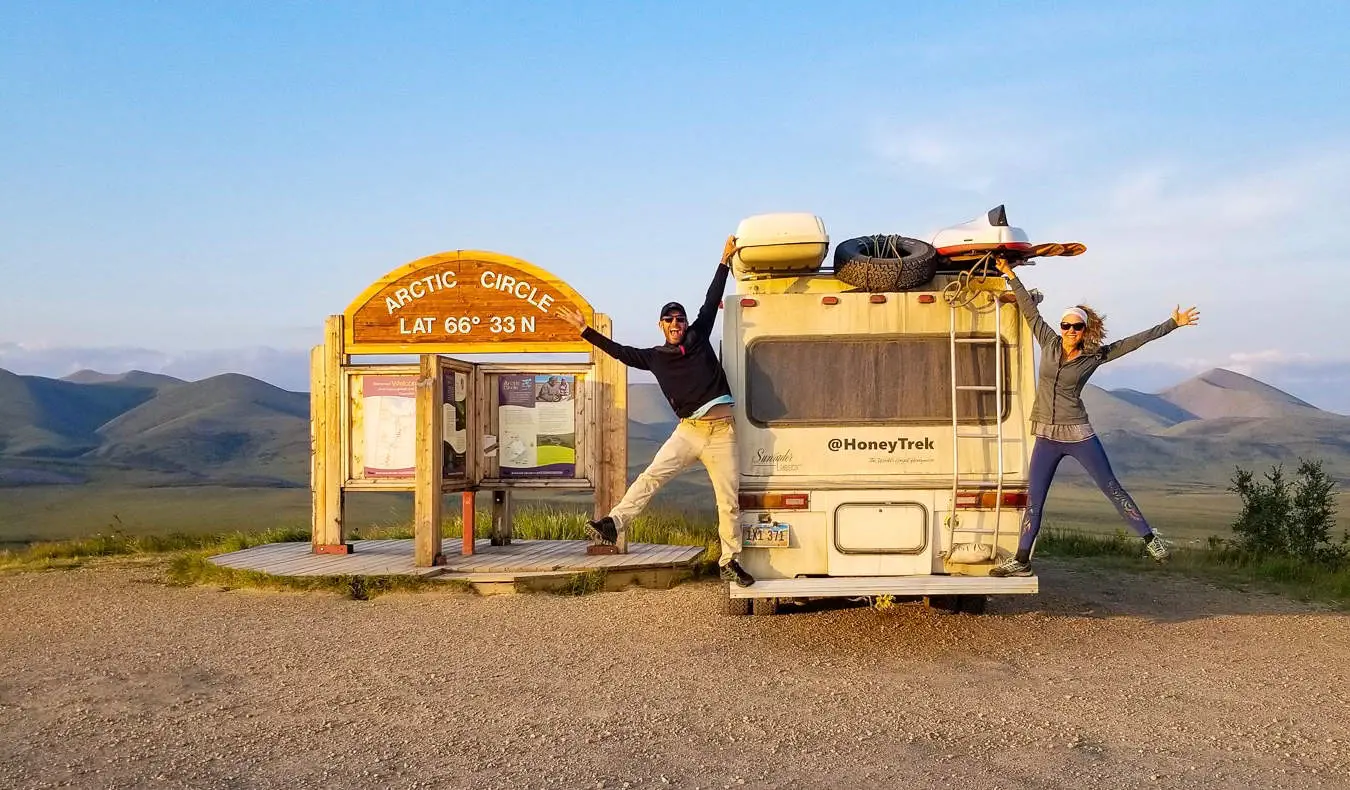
[1100, 305, 1200, 362]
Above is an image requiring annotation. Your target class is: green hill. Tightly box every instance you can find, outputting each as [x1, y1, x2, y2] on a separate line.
[91, 374, 310, 486]
[0, 369, 160, 457]
[62, 370, 186, 389]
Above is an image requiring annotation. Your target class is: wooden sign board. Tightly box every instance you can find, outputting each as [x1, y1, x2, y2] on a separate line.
[343, 250, 595, 355]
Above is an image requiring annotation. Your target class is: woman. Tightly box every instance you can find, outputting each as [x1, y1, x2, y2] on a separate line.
[988, 258, 1200, 577]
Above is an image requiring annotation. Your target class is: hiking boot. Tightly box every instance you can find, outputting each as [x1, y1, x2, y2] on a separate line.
[585, 516, 618, 545]
[719, 559, 755, 587]
[988, 557, 1032, 577]
[1145, 532, 1171, 563]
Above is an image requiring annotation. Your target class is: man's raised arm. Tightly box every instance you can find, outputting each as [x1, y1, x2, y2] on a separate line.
[556, 307, 653, 370]
[691, 235, 737, 337]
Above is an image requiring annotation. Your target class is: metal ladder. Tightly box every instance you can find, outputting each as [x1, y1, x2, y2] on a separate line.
[946, 289, 1010, 559]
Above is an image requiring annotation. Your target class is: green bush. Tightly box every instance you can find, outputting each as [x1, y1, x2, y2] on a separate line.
[1229, 458, 1346, 564]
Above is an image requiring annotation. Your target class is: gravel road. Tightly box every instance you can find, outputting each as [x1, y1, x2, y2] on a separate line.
[2, 561, 1347, 790]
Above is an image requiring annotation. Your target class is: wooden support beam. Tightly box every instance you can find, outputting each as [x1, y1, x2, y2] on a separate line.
[461, 491, 476, 556]
[590, 313, 629, 553]
[414, 354, 445, 567]
[313, 315, 350, 554]
[490, 489, 513, 546]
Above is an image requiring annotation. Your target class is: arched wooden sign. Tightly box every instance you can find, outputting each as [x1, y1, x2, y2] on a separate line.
[343, 250, 595, 355]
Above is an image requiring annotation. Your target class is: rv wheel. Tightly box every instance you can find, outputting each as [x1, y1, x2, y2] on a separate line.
[924, 595, 961, 614]
[959, 595, 988, 615]
[722, 596, 751, 616]
[752, 597, 779, 616]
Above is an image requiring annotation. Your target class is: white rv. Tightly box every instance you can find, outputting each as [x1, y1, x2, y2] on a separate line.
[722, 214, 1040, 615]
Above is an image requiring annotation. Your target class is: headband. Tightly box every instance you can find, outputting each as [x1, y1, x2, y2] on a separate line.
[1061, 307, 1089, 324]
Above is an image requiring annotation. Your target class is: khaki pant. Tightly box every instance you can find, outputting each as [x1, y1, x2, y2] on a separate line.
[608, 417, 741, 566]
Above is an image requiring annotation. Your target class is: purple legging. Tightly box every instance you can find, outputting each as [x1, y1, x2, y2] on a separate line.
[1018, 435, 1152, 556]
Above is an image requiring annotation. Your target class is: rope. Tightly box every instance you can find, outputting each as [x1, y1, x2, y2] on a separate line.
[941, 251, 1001, 308]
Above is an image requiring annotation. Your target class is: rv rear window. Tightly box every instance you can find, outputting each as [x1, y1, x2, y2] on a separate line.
[745, 335, 1008, 426]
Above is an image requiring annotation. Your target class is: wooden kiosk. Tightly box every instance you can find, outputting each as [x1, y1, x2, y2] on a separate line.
[310, 249, 631, 566]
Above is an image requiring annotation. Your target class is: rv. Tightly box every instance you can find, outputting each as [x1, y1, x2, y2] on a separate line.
[722, 213, 1041, 615]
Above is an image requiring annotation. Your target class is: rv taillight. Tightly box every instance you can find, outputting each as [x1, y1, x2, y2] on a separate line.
[917, 294, 936, 304]
[821, 296, 839, 305]
[739, 492, 810, 510]
[740, 298, 758, 307]
[954, 489, 1029, 509]
[869, 294, 887, 303]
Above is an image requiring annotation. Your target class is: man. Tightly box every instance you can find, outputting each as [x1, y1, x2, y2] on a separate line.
[556, 235, 753, 587]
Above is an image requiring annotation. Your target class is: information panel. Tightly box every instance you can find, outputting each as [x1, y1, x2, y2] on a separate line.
[443, 367, 469, 479]
[359, 374, 417, 479]
[497, 373, 578, 479]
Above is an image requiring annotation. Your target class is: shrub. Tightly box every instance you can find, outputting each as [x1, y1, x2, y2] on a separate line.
[1229, 458, 1346, 564]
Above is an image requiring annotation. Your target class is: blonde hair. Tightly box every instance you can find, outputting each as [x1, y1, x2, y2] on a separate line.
[1074, 304, 1107, 352]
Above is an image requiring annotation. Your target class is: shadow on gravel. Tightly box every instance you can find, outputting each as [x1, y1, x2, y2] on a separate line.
[723, 560, 1344, 627]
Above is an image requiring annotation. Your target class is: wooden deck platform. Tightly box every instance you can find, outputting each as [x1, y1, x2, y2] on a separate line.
[208, 539, 706, 593]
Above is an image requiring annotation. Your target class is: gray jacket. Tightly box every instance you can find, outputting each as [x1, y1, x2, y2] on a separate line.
[1009, 275, 1177, 426]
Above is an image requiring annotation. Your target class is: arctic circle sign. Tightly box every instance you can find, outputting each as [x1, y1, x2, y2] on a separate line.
[342, 250, 595, 355]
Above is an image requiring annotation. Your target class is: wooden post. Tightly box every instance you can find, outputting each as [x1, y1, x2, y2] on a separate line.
[309, 345, 324, 549]
[461, 491, 476, 555]
[313, 315, 350, 554]
[491, 489, 513, 545]
[590, 313, 629, 553]
[414, 354, 445, 567]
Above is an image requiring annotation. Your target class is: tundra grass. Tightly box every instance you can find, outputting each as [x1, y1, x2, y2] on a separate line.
[1039, 528, 1350, 610]
[0, 506, 720, 597]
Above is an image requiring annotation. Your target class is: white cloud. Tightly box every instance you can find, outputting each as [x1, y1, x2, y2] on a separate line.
[868, 118, 1074, 194]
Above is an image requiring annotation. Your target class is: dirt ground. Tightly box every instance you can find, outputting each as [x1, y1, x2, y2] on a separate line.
[2, 561, 1348, 790]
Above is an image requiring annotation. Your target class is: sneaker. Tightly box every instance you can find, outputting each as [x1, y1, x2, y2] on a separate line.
[719, 559, 755, 587]
[988, 557, 1032, 577]
[1145, 532, 1171, 563]
[585, 516, 617, 545]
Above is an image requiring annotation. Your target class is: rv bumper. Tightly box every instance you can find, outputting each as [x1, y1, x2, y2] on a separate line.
[727, 574, 1038, 599]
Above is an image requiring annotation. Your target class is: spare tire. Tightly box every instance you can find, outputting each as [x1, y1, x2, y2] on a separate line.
[834, 235, 938, 292]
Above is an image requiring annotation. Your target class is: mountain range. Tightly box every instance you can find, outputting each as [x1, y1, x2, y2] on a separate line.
[1, 366, 1348, 490]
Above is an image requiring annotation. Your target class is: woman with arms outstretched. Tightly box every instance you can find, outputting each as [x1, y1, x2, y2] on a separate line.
[989, 258, 1200, 577]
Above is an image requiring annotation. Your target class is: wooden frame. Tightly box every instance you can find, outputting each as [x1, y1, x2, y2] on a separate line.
[472, 362, 596, 489]
[341, 250, 597, 356]
[311, 248, 630, 566]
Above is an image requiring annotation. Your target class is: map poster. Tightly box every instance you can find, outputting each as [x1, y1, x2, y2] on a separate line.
[497, 374, 576, 479]
[442, 370, 469, 479]
[362, 375, 417, 478]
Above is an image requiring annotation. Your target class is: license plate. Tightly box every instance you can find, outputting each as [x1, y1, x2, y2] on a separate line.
[743, 521, 789, 548]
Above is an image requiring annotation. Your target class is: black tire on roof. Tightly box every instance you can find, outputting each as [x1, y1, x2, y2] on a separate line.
[834, 235, 938, 292]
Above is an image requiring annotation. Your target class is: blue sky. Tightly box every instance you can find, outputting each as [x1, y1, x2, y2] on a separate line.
[2, 2, 1348, 408]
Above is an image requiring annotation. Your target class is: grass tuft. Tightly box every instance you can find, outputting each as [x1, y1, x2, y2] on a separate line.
[1039, 527, 1350, 608]
[163, 553, 444, 599]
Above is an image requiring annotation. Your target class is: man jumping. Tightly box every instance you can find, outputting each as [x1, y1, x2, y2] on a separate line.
[556, 236, 753, 587]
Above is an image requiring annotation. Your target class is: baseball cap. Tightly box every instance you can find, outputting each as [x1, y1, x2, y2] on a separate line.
[659, 301, 686, 319]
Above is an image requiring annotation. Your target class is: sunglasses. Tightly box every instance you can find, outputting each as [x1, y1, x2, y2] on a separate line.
[661, 315, 688, 324]
[1060, 321, 1086, 331]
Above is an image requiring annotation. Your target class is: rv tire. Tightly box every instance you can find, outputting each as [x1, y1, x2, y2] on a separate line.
[722, 596, 751, 616]
[924, 595, 961, 614]
[752, 597, 779, 616]
[960, 594, 988, 615]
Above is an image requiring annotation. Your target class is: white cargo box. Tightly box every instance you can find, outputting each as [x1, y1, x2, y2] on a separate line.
[732, 213, 829, 275]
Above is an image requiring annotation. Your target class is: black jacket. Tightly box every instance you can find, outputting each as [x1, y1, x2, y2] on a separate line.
[582, 264, 733, 419]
